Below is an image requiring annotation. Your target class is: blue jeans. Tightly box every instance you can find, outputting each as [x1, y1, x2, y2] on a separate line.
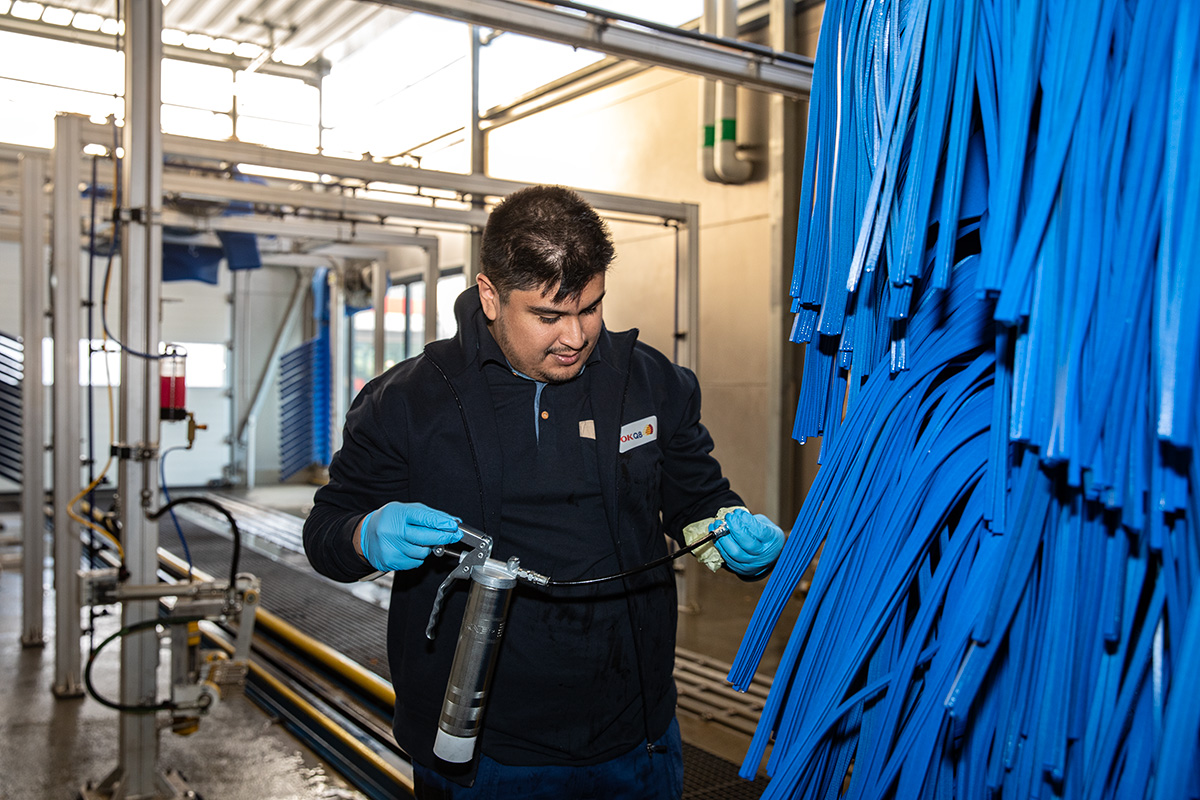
[412, 718, 684, 799]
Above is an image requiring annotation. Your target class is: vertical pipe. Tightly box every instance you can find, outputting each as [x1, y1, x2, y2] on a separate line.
[114, 0, 166, 793]
[51, 113, 84, 697]
[699, 0, 721, 182]
[714, 0, 753, 184]
[765, 0, 802, 524]
[20, 152, 48, 649]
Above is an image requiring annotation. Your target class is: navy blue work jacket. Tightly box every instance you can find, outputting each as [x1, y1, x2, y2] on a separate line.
[303, 286, 742, 777]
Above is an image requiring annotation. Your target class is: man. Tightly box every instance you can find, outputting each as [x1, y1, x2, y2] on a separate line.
[303, 185, 784, 798]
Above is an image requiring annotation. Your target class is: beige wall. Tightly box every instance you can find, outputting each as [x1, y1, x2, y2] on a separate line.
[485, 63, 782, 514]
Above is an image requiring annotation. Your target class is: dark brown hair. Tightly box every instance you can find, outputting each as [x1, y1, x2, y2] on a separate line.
[479, 185, 614, 303]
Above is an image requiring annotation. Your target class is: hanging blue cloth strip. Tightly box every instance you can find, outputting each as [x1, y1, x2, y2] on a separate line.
[730, 0, 1200, 797]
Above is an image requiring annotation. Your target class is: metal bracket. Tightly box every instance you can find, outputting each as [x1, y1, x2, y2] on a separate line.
[110, 443, 159, 461]
[113, 206, 162, 225]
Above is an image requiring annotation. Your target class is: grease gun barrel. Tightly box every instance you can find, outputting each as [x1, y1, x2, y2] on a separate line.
[433, 559, 517, 763]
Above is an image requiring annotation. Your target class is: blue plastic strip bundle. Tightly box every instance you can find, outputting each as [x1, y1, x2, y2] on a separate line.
[0, 332, 23, 485]
[729, 1, 1200, 798]
[279, 329, 332, 481]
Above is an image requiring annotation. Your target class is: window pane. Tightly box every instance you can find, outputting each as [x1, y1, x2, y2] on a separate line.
[476, 3, 701, 109]
[478, 34, 602, 111]
[162, 59, 232, 112]
[384, 284, 410, 368]
[69, 340, 225, 388]
[79, 339, 121, 386]
[0, 77, 122, 147]
[0, 31, 122, 95]
[436, 272, 465, 340]
[322, 13, 465, 160]
[349, 283, 412, 394]
[162, 104, 233, 139]
[407, 281, 426, 356]
[174, 342, 227, 388]
[350, 309, 372, 396]
[235, 70, 319, 125]
[236, 116, 319, 152]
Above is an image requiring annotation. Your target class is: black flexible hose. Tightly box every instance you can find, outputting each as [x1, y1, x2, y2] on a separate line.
[545, 526, 728, 587]
[147, 497, 241, 586]
[84, 614, 207, 714]
[100, 118, 163, 362]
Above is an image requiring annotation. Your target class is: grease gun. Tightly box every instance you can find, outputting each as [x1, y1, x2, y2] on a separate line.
[424, 521, 731, 764]
[423, 524, 548, 762]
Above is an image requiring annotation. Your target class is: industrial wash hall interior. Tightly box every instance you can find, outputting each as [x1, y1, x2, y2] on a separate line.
[1, 1, 1198, 799]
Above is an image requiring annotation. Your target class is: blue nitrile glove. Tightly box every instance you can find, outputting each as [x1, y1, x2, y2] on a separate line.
[358, 501, 462, 572]
[712, 508, 784, 577]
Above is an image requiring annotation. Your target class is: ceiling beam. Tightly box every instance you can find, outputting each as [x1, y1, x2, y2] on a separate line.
[0, 15, 327, 85]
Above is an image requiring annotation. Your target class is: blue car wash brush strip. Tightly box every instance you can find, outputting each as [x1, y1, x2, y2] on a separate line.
[729, 1, 1200, 798]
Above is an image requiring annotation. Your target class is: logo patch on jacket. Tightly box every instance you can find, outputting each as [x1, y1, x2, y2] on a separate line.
[619, 415, 657, 453]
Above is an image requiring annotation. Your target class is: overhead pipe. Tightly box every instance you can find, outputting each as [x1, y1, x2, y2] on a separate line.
[368, 0, 812, 98]
[713, 0, 754, 184]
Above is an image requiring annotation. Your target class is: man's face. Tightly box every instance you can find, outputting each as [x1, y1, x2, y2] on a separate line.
[478, 272, 606, 384]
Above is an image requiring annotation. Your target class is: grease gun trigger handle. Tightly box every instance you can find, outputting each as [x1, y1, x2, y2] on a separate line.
[425, 525, 493, 640]
[455, 524, 491, 555]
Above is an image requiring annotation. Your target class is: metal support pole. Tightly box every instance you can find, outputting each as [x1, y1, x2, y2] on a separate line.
[373, 258, 388, 376]
[51, 113, 84, 696]
[424, 242, 440, 344]
[329, 267, 347, 454]
[20, 151, 48, 649]
[673, 204, 701, 375]
[765, 0, 802, 525]
[227, 270, 245, 486]
[467, 25, 487, 179]
[464, 24, 486, 282]
[89, 0, 174, 796]
[465, 230, 483, 285]
[673, 203, 701, 613]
